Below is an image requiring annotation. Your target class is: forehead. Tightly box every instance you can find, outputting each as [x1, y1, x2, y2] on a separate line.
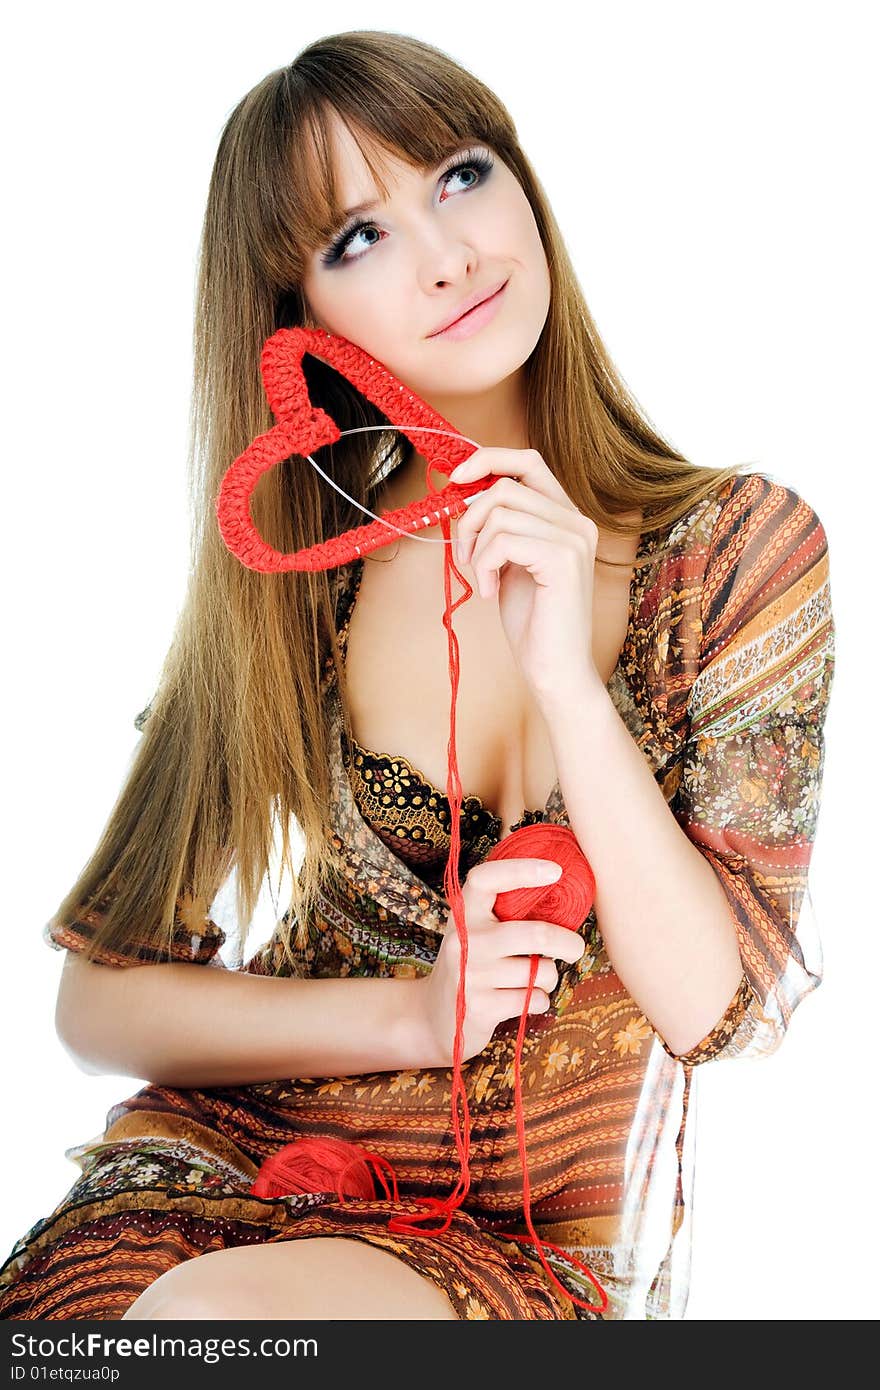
[320, 109, 426, 200]
[296, 104, 483, 254]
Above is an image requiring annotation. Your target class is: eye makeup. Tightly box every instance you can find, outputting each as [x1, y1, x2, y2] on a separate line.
[318, 144, 495, 268]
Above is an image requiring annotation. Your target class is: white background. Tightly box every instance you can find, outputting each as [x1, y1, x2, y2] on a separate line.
[2, 0, 876, 1320]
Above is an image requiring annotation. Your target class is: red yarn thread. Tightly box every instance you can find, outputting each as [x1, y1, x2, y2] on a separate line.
[382, 501, 608, 1313]
[250, 1136, 401, 1204]
[221, 327, 609, 1316]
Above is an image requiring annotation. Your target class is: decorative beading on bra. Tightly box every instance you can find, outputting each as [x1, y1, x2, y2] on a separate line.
[340, 728, 547, 891]
[333, 554, 546, 890]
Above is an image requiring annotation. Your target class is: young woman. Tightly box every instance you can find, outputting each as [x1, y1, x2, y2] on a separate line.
[0, 30, 836, 1321]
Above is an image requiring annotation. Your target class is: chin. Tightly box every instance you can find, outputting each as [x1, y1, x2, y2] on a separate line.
[431, 343, 535, 392]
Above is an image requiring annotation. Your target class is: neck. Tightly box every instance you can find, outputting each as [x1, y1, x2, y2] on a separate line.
[424, 366, 530, 453]
[373, 368, 530, 509]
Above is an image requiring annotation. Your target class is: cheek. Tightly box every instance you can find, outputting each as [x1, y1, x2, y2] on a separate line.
[515, 209, 551, 310]
[483, 190, 547, 277]
[509, 197, 546, 268]
[320, 289, 423, 388]
[307, 277, 405, 351]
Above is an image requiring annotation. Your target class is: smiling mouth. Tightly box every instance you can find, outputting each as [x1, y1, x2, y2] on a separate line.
[430, 279, 510, 336]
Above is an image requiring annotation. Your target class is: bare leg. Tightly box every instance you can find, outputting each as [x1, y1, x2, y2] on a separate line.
[121, 1237, 459, 1320]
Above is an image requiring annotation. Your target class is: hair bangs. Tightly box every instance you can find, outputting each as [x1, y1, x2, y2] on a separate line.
[287, 91, 499, 261]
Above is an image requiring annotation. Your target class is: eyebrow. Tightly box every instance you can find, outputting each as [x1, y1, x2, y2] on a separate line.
[338, 193, 382, 221]
[334, 144, 471, 226]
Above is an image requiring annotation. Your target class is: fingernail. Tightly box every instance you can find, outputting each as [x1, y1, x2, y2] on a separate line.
[449, 463, 465, 480]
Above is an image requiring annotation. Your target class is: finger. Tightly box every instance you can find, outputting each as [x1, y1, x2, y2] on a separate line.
[468, 507, 587, 582]
[493, 987, 552, 1020]
[486, 957, 559, 992]
[494, 921, 586, 964]
[466, 858, 563, 915]
[450, 448, 568, 506]
[456, 478, 571, 567]
[473, 530, 585, 599]
[471, 504, 588, 551]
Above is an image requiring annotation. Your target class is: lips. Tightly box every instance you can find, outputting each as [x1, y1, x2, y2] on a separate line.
[429, 278, 509, 336]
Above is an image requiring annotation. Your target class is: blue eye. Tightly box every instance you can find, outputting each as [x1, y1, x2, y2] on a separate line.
[319, 147, 494, 268]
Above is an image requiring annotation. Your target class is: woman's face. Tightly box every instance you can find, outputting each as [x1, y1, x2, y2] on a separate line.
[300, 113, 551, 411]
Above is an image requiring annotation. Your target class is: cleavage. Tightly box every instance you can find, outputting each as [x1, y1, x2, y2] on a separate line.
[338, 553, 557, 830]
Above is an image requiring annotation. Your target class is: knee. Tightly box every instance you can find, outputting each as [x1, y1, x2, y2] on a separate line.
[122, 1258, 230, 1321]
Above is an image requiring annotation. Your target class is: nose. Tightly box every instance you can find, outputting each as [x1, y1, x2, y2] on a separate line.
[421, 248, 480, 312]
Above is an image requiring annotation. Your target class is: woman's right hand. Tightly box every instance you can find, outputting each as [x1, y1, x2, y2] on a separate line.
[418, 857, 587, 1066]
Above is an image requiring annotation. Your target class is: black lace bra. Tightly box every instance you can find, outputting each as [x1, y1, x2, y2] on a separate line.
[335, 556, 548, 892]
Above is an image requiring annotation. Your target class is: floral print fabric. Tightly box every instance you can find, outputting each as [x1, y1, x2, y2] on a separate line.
[0, 470, 835, 1320]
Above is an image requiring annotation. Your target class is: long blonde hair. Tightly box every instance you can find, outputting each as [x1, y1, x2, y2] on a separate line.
[53, 30, 749, 968]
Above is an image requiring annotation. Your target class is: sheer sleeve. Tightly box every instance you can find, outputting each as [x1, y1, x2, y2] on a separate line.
[655, 472, 836, 1065]
[42, 886, 228, 967]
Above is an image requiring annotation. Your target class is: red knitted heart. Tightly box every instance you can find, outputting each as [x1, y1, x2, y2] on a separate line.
[215, 326, 499, 574]
[222, 327, 609, 1315]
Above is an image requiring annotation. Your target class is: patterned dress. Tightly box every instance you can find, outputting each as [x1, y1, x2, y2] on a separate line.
[0, 471, 836, 1321]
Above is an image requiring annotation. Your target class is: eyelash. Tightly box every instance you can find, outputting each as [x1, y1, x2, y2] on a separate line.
[319, 146, 495, 267]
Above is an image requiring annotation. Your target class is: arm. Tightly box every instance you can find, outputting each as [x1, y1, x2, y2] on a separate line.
[540, 683, 745, 1058]
[55, 953, 440, 1088]
[541, 475, 835, 1065]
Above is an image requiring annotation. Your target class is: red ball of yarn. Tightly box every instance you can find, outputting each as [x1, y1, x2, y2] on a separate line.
[251, 1136, 400, 1204]
[485, 821, 595, 927]
[226, 325, 609, 1312]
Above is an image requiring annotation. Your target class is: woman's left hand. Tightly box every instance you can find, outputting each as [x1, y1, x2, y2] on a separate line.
[449, 447, 605, 707]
